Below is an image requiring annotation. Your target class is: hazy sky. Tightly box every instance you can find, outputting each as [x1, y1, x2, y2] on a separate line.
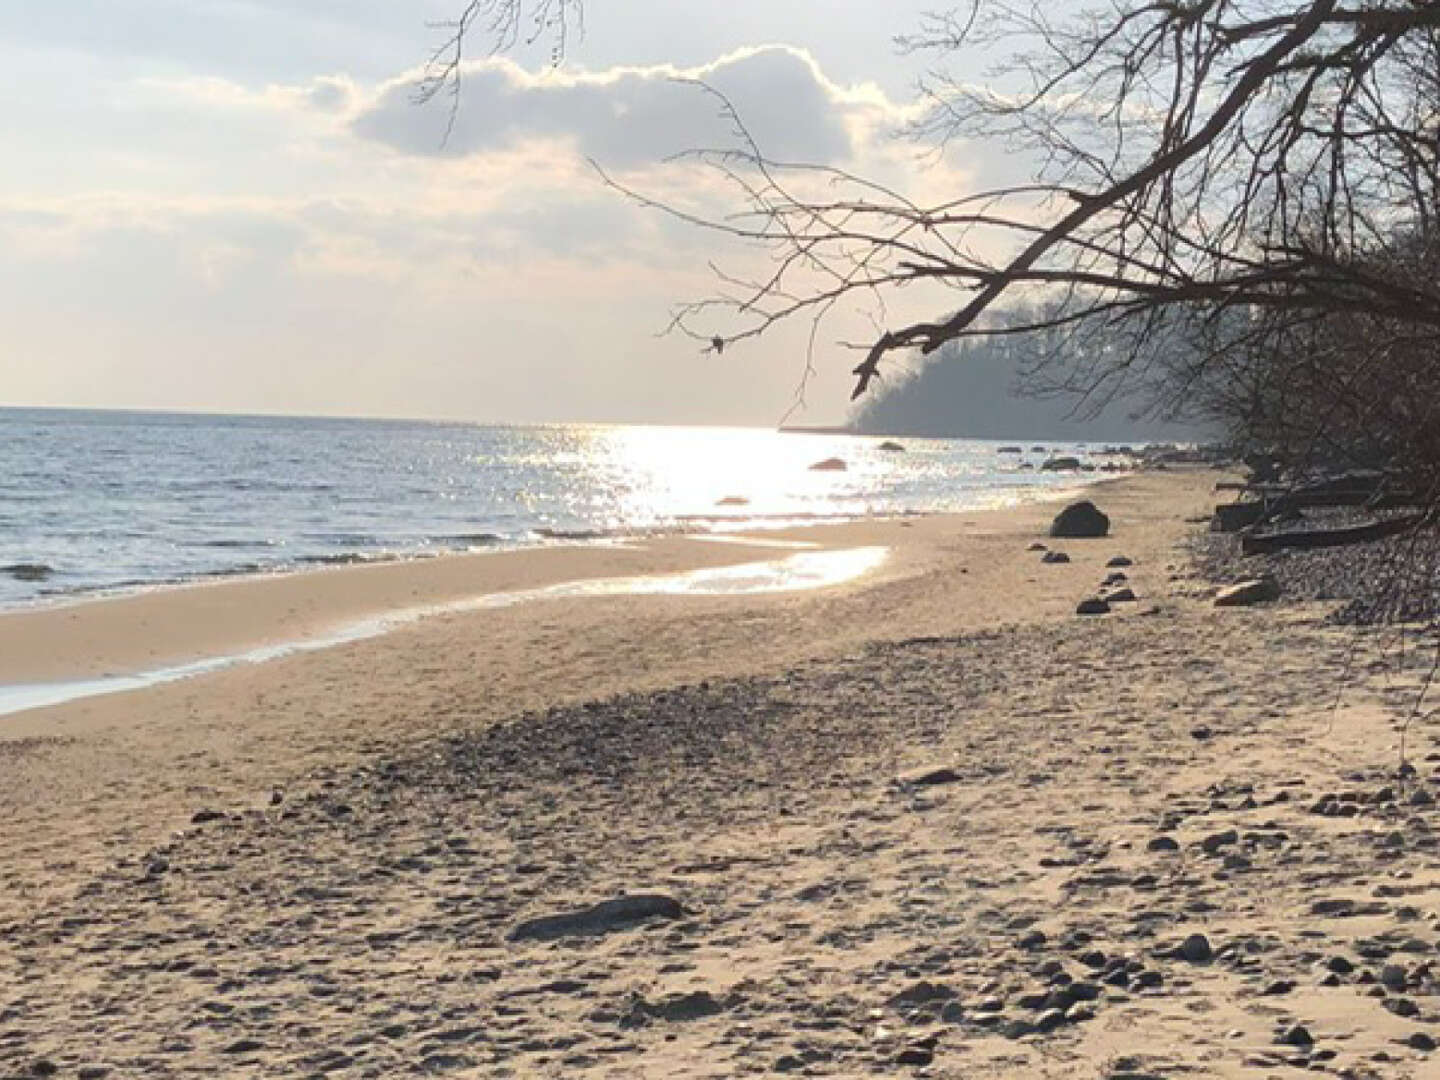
[1, 2, 1001, 425]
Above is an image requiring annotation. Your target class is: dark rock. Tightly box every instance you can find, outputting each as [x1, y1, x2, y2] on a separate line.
[1262, 979, 1296, 996]
[29, 1062, 58, 1078]
[1211, 501, 1266, 533]
[774, 1058, 805, 1074]
[1106, 587, 1137, 603]
[1201, 829, 1239, 855]
[895, 1047, 934, 1067]
[643, 990, 725, 1022]
[1018, 930, 1048, 951]
[1028, 542, 1048, 551]
[223, 1039, 265, 1054]
[1381, 964, 1408, 991]
[1147, 835, 1180, 853]
[1384, 996, 1419, 1018]
[76, 1069, 110, 1080]
[1050, 500, 1110, 538]
[878, 441, 906, 453]
[1103, 968, 1130, 988]
[998, 446, 1023, 454]
[509, 894, 683, 942]
[1190, 726, 1212, 741]
[939, 1001, 965, 1023]
[1018, 991, 1050, 1010]
[1133, 970, 1163, 989]
[1080, 950, 1108, 970]
[190, 809, 226, 825]
[897, 767, 961, 788]
[1214, 576, 1282, 607]
[1035, 1008, 1067, 1032]
[1042, 457, 1083, 472]
[809, 457, 847, 472]
[887, 980, 958, 1008]
[1002, 1018, 1036, 1039]
[1180, 933, 1213, 964]
[1042, 550, 1071, 564]
[1106, 556, 1134, 567]
[1407, 1032, 1437, 1052]
[1277, 1025, 1313, 1047]
[1076, 597, 1111, 616]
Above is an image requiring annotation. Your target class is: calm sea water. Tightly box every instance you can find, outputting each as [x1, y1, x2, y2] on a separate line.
[0, 408, 1115, 608]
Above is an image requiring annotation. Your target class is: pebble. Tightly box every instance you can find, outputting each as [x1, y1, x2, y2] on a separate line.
[1018, 930, 1048, 951]
[1076, 597, 1110, 615]
[1277, 1025, 1313, 1047]
[1201, 829, 1239, 855]
[1381, 963, 1408, 990]
[1106, 556, 1133, 567]
[895, 1047, 934, 1067]
[1408, 1032, 1437, 1052]
[1180, 933, 1213, 964]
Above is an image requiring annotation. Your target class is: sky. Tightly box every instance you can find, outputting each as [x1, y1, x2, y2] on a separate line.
[0, 2, 1008, 426]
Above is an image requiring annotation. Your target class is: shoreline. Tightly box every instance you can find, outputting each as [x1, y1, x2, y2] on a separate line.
[24, 468, 1431, 1078]
[0, 479, 1105, 688]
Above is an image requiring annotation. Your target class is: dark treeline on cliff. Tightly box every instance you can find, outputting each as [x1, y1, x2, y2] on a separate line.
[848, 310, 1215, 444]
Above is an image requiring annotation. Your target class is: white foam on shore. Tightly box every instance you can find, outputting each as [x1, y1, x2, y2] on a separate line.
[0, 546, 887, 720]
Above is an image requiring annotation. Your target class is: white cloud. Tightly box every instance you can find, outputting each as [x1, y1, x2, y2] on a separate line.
[353, 45, 909, 169]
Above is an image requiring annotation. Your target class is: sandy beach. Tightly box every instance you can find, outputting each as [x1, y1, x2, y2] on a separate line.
[4, 468, 1438, 1078]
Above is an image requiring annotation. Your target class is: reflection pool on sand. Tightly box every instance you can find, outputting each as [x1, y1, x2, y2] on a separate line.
[0, 546, 888, 720]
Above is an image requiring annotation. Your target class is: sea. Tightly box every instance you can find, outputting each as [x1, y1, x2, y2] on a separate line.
[0, 407, 1123, 609]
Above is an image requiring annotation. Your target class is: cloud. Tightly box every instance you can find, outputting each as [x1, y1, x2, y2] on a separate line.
[352, 45, 903, 168]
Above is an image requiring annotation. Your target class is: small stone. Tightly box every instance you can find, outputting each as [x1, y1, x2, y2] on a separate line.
[1106, 587, 1138, 603]
[1042, 550, 1071, 564]
[898, 766, 961, 788]
[1214, 576, 1281, 607]
[1018, 930, 1048, 951]
[774, 1054, 805, 1072]
[29, 1062, 58, 1078]
[1050, 500, 1110, 538]
[1133, 970, 1163, 989]
[1180, 933, 1213, 964]
[1002, 1018, 1036, 1039]
[896, 1047, 934, 1067]
[191, 809, 226, 825]
[1147, 835, 1180, 853]
[1028, 542, 1048, 551]
[1262, 979, 1295, 996]
[1381, 964, 1408, 991]
[939, 1001, 965, 1024]
[77, 1069, 110, 1080]
[223, 1039, 265, 1055]
[1326, 955, 1355, 974]
[1202, 829, 1239, 855]
[1035, 1008, 1067, 1032]
[1384, 996, 1419, 1018]
[1277, 1025, 1313, 1047]
[1408, 1032, 1437, 1052]
[1076, 597, 1110, 616]
[1106, 556, 1134, 567]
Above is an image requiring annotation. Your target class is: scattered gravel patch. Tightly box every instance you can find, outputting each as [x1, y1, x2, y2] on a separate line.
[1189, 507, 1440, 626]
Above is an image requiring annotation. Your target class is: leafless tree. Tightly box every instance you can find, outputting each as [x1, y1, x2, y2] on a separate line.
[427, 3, 1440, 474]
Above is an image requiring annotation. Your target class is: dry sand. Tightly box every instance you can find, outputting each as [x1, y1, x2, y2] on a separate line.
[3, 469, 1438, 1078]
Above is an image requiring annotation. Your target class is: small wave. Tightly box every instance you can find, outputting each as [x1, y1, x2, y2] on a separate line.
[200, 538, 280, 549]
[436, 532, 505, 546]
[296, 552, 388, 566]
[2, 563, 54, 582]
[532, 527, 611, 541]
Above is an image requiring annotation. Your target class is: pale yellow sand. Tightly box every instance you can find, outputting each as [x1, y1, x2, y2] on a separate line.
[5, 469, 1435, 1078]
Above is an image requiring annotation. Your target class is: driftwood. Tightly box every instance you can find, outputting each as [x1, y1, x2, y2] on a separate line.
[1240, 514, 1425, 556]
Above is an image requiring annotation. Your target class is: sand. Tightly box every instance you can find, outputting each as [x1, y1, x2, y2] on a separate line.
[3, 469, 1437, 1078]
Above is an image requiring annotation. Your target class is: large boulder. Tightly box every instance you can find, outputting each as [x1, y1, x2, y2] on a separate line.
[1050, 501, 1111, 538]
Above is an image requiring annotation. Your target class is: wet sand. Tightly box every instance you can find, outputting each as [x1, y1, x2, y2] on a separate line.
[5, 469, 1436, 1077]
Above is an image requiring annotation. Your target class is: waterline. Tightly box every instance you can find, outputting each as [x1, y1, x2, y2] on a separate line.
[0, 546, 887, 720]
